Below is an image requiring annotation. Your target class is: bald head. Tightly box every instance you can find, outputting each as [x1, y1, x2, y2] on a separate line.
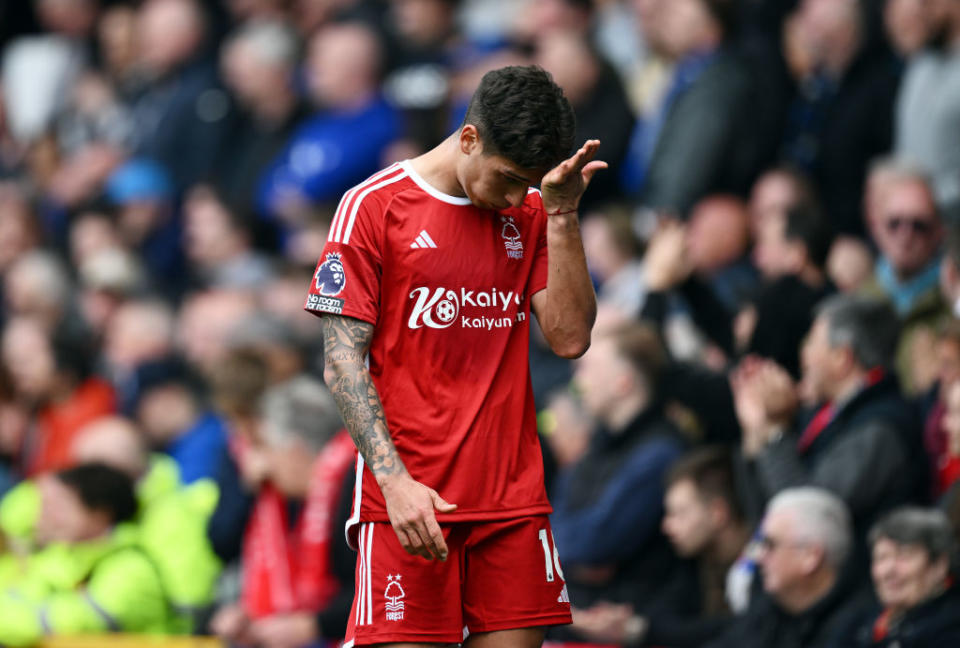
[687, 195, 750, 273]
[138, 0, 206, 73]
[72, 416, 149, 480]
[306, 21, 382, 108]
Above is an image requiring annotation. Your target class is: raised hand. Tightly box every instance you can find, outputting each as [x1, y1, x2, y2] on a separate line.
[540, 139, 608, 215]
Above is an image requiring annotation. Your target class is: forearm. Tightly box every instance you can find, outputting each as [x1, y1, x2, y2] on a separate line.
[538, 214, 596, 358]
[321, 316, 408, 483]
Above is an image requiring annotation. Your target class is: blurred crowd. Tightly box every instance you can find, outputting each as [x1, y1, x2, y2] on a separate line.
[0, 0, 960, 646]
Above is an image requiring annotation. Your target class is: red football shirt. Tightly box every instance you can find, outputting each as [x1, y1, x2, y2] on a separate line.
[304, 161, 553, 542]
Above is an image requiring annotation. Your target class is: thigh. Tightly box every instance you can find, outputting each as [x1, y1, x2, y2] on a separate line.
[463, 627, 545, 648]
[462, 516, 572, 635]
[345, 522, 467, 647]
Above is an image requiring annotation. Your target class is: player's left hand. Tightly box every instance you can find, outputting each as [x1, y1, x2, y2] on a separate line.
[540, 139, 608, 215]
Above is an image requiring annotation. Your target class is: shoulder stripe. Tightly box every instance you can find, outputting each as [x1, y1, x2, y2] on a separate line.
[342, 170, 409, 244]
[327, 164, 402, 243]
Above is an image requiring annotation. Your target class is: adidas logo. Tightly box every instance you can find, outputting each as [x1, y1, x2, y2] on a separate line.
[410, 230, 437, 249]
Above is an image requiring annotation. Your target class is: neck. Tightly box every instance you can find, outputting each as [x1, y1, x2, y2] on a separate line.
[255, 88, 297, 125]
[602, 393, 649, 432]
[410, 135, 467, 197]
[830, 369, 867, 404]
[706, 521, 750, 566]
[797, 264, 825, 289]
[778, 568, 837, 615]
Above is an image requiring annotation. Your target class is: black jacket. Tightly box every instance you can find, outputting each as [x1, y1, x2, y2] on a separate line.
[852, 585, 960, 647]
[703, 574, 874, 648]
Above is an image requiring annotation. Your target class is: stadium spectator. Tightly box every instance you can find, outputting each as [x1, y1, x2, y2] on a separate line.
[623, 0, 755, 216]
[103, 157, 186, 297]
[747, 202, 835, 377]
[573, 447, 749, 647]
[536, 29, 635, 209]
[851, 507, 960, 646]
[127, 0, 232, 191]
[1, 317, 115, 476]
[0, 464, 168, 646]
[862, 163, 948, 394]
[731, 295, 926, 551]
[552, 321, 686, 611]
[704, 488, 872, 648]
[183, 185, 273, 290]
[135, 361, 228, 485]
[101, 297, 177, 414]
[581, 207, 646, 317]
[257, 20, 401, 234]
[780, 0, 900, 235]
[884, 0, 937, 60]
[175, 289, 257, 378]
[211, 376, 354, 646]
[895, 0, 960, 214]
[216, 19, 309, 220]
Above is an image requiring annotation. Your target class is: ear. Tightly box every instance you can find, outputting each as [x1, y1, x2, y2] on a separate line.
[459, 124, 481, 155]
[783, 240, 807, 273]
[801, 543, 826, 575]
[708, 498, 730, 529]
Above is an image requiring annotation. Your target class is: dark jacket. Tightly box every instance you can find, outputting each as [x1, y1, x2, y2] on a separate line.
[551, 404, 686, 610]
[703, 574, 874, 648]
[643, 49, 756, 216]
[852, 585, 960, 647]
[737, 376, 926, 534]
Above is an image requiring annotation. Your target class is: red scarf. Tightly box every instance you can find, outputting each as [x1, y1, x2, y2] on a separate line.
[797, 368, 885, 454]
[242, 430, 356, 618]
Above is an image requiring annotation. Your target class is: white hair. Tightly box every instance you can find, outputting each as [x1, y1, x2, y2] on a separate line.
[259, 375, 342, 453]
[767, 487, 852, 570]
[227, 20, 299, 68]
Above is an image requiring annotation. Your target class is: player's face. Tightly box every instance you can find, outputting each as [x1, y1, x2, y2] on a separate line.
[458, 127, 546, 210]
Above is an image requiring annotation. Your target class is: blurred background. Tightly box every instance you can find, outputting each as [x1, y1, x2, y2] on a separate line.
[1, 0, 960, 647]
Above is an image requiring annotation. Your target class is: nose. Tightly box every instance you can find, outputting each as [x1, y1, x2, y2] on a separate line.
[506, 187, 527, 208]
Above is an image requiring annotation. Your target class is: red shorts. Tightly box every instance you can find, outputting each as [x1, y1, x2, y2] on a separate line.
[343, 515, 572, 646]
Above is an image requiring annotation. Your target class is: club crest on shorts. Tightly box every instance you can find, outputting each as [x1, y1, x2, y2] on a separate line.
[315, 252, 346, 296]
[385, 574, 406, 621]
[501, 216, 523, 259]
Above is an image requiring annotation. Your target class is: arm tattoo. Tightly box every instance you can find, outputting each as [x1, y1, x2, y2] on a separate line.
[321, 315, 405, 479]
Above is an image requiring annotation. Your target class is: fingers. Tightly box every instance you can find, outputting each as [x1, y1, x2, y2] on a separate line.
[432, 490, 458, 513]
[580, 160, 609, 187]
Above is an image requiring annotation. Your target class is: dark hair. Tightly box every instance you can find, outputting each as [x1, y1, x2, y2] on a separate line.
[784, 202, 833, 269]
[667, 446, 743, 521]
[869, 507, 957, 568]
[462, 65, 576, 170]
[701, 0, 739, 39]
[817, 294, 900, 370]
[56, 463, 138, 525]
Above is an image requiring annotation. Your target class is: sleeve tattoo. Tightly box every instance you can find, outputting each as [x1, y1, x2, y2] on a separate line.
[321, 315, 404, 479]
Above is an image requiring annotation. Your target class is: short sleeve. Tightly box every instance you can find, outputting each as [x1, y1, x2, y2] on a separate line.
[304, 190, 385, 325]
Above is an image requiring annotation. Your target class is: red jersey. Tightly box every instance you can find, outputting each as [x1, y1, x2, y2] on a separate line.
[304, 161, 552, 543]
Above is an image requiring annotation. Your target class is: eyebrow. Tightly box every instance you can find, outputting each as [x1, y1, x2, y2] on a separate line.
[502, 169, 532, 184]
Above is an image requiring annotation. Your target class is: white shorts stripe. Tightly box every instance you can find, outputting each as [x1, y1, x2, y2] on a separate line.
[365, 522, 374, 623]
[345, 455, 364, 550]
[328, 164, 401, 243]
[356, 523, 366, 626]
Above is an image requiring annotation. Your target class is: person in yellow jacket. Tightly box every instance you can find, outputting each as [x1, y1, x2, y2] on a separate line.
[0, 463, 170, 646]
[0, 416, 222, 632]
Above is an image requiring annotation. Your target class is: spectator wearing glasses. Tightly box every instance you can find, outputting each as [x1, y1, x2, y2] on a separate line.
[851, 507, 960, 647]
[704, 488, 872, 648]
[862, 161, 949, 394]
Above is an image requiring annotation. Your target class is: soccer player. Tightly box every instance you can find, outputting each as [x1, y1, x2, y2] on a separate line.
[305, 65, 604, 648]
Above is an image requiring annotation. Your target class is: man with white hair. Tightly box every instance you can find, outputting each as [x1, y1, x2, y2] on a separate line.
[216, 20, 309, 218]
[704, 487, 872, 648]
